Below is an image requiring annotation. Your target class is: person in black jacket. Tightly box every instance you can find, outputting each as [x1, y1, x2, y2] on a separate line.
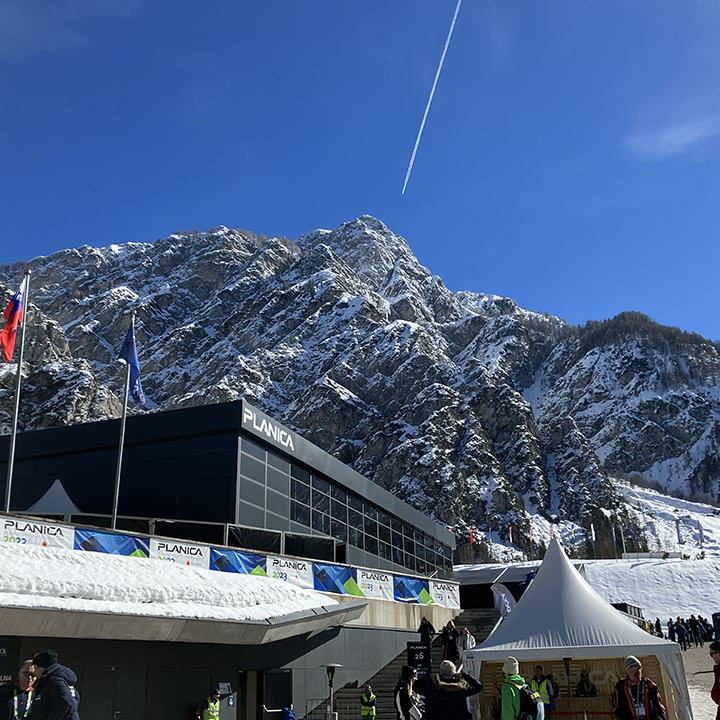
[0, 659, 35, 720]
[395, 666, 420, 720]
[418, 617, 435, 643]
[29, 650, 79, 720]
[441, 621, 459, 662]
[413, 660, 482, 720]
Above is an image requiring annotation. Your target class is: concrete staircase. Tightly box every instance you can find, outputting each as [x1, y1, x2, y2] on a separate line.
[331, 608, 500, 720]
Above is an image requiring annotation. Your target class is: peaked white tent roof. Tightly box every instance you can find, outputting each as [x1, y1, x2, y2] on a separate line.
[25, 479, 81, 514]
[465, 538, 692, 720]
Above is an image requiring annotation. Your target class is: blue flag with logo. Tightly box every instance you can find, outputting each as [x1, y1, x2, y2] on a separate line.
[119, 318, 146, 404]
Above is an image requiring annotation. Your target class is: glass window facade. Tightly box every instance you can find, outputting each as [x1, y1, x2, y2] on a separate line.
[0, 401, 454, 575]
[285, 456, 452, 575]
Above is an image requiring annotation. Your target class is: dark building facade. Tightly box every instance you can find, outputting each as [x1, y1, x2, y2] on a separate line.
[0, 401, 461, 720]
[0, 400, 455, 575]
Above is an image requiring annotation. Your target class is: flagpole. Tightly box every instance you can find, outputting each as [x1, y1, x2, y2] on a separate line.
[3, 271, 30, 514]
[111, 311, 134, 530]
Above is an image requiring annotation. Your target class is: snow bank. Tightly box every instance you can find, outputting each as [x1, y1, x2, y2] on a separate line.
[0, 543, 336, 622]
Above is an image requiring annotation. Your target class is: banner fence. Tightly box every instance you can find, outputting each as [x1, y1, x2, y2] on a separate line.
[2, 518, 460, 608]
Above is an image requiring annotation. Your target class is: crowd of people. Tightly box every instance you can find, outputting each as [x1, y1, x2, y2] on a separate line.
[393, 661, 482, 720]
[417, 618, 477, 665]
[390, 640, 720, 720]
[0, 650, 80, 720]
[657, 614, 715, 651]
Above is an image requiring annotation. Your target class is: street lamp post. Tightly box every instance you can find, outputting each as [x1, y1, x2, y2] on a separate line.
[324, 664, 343, 720]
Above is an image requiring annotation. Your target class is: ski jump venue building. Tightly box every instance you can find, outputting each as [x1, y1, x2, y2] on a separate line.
[0, 400, 460, 719]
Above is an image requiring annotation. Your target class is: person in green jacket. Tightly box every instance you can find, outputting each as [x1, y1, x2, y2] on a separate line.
[500, 657, 544, 720]
[198, 689, 220, 720]
[501, 657, 523, 720]
[361, 684, 376, 720]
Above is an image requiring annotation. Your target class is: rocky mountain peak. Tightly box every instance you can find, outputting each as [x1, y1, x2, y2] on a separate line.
[1, 217, 719, 560]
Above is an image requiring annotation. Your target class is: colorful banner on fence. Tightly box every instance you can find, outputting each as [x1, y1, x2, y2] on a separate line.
[149, 538, 210, 569]
[428, 580, 461, 608]
[313, 562, 362, 595]
[210, 548, 268, 575]
[1, 518, 74, 550]
[356, 568, 394, 601]
[267, 555, 314, 589]
[1, 519, 461, 608]
[394, 575, 433, 604]
[74, 528, 149, 557]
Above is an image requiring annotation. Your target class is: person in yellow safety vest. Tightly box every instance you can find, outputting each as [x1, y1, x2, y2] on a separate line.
[198, 689, 221, 720]
[530, 666, 555, 712]
[361, 684, 376, 720]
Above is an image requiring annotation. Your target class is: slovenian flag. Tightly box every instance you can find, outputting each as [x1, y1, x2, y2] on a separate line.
[0, 281, 25, 362]
[119, 317, 146, 405]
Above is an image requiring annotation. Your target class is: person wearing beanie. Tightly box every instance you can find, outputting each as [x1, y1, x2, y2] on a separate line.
[612, 656, 666, 720]
[499, 657, 543, 720]
[413, 660, 482, 720]
[575, 669, 597, 698]
[394, 666, 420, 720]
[0, 659, 35, 720]
[29, 650, 79, 720]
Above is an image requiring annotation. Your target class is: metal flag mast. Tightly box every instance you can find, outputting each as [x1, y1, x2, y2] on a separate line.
[111, 310, 135, 530]
[3, 270, 31, 514]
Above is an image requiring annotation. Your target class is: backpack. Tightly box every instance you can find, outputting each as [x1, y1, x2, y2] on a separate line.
[281, 707, 295, 720]
[517, 683, 541, 720]
[492, 682, 541, 720]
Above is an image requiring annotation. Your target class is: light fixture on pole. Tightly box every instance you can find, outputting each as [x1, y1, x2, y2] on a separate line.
[324, 664, 343, 720]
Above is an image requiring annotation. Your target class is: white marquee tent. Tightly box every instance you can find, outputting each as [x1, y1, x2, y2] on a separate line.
[464, 538, 692, 720]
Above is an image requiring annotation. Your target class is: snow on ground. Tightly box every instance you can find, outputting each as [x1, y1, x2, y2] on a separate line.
[616, 481, 720, 557]
[0, 543, 336, 622]
[583, 557, 720, 622]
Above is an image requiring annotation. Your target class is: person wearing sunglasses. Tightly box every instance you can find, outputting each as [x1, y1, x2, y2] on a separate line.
[0, 660, 35, 720]
[611, 655, 666, 720]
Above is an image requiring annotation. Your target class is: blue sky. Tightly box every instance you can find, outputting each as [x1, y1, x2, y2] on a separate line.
[2, 1, 720, 340]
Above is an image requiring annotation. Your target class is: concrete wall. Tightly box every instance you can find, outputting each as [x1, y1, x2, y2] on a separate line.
[336, 595, 459, 631]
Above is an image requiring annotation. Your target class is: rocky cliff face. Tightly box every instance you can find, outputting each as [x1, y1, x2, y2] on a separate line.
[1, 217, 718, 558]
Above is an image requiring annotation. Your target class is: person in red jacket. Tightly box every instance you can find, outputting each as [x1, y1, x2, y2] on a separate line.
[710, 641, 720, 720]
[612, 656, 666, 720]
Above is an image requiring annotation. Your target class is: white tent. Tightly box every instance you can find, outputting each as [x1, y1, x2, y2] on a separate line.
[464, 538, 692, 720]
[25, 479, 81, 514]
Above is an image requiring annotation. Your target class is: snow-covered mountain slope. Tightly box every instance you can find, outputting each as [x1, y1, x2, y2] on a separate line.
[1, 217, 719, 560]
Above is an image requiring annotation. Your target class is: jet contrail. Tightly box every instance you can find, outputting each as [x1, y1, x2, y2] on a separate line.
[402, 0, 463, 195]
